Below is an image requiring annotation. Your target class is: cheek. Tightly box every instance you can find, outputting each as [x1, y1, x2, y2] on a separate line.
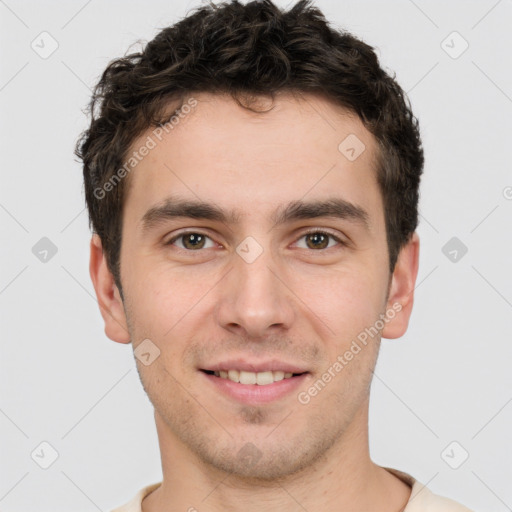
[127, 263, 217, 333]
[290, 266, 384, 343]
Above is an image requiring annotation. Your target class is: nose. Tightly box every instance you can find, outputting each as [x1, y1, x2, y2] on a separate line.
[214, 245, 295, 340]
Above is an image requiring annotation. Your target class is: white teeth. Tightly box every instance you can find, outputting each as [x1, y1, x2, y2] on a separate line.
[239, 371, 257, 385]
[256, 371, 273, 385]
[273, 371, 285, 381]
[228, 369, 240, 383]
[212, 369, 299, 385]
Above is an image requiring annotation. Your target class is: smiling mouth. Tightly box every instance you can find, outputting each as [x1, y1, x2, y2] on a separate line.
[200, 369, 307, 386]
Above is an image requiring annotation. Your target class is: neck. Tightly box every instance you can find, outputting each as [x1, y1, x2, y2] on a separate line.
[142, 401, 411, 512]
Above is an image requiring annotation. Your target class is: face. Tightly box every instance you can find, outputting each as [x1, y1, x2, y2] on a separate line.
[91, 91, 419, 481]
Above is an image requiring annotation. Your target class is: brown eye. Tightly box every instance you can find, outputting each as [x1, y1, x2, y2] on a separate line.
[305, 232, 329, 249]
[167, 232, 214, 250]
[295, 230, 344, 251]
[182, 233, 206, 249]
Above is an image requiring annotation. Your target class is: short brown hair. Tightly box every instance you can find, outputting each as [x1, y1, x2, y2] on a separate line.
[75, 0, 424, 295]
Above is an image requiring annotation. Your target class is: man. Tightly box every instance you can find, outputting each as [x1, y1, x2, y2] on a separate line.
[76, 0, 474, 510]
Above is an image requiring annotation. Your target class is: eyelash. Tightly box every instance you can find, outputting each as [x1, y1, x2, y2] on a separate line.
[165, 229, 346, 252]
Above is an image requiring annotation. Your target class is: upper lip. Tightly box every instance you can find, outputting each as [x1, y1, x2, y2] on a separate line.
[201, 358, 309, 374]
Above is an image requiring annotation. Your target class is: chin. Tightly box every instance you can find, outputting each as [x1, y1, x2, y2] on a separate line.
[192, 424, 340, 483]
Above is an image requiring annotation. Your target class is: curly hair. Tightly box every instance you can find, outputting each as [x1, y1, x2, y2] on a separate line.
[75, 0, 424, 295]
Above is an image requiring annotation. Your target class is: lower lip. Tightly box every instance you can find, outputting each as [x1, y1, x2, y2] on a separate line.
[201, 371, 309, 405]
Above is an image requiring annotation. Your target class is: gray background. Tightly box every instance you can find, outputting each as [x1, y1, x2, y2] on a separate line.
[1, 0, 511, 510]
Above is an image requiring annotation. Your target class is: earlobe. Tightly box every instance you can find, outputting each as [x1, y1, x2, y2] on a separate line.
[381, 232, 420, 340]
[89, 234, 131, 344]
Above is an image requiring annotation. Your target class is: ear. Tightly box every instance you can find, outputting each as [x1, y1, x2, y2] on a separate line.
[89, 234, 131, 344]
[381, 232, 420, 339]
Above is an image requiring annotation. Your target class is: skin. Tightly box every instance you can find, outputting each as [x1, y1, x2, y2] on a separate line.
[90, 91, 419, 511]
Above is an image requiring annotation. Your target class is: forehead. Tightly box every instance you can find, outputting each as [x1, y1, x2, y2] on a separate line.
[122, 91, 383, 232]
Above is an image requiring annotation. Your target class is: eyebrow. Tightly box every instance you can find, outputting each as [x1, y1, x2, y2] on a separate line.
[140, 194, 371, 234]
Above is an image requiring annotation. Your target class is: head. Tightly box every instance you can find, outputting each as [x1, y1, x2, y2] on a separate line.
[79, 0, 422, 481]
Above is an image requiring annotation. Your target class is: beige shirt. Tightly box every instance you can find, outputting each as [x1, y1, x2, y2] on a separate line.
[111, 468, 474, 512]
